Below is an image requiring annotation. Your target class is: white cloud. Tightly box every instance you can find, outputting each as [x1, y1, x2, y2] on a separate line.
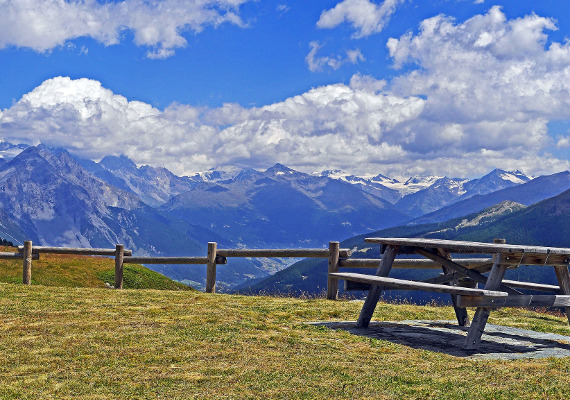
[0, 0, 251, 58]
[380, 6, 570, 174]
[557, 137, 570, 149]
[317, 0, 403, 38]
[2, 7, 570, 178]
[0, 76, 424, 175]
[306, 41, 365, 72]
[349, 74, 387, 92]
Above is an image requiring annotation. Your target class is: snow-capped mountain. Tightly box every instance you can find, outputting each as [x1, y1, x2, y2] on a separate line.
[0, 141, 28, 159]
[161, 163, 409, 248]
[190, 166, 244, 183]
[411, 170, 570, 225]
[0, 142, 544, 291]
[459, 169, 531, 200]
[393, 169, 532, 218]
[318, 170, 443, 203]
[394, 177, 470, 217]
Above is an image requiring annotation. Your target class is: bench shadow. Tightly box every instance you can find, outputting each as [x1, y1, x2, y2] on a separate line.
[312, 320, 570, 359]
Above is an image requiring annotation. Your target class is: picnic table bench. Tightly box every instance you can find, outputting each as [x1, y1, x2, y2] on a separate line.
[330, 238, 570, 350]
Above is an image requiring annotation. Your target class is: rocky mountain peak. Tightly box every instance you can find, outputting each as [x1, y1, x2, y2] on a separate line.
[99, 155, 138, 172]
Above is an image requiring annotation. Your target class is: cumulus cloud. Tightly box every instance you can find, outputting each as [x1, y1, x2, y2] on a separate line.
[0, 0, 251, 58]
[306, 41, 365, 72]
[2, 7, 570, 178]
[380, 6, 570, 174]
[0, 76, 424, 175]
[317, 0, 403, 38]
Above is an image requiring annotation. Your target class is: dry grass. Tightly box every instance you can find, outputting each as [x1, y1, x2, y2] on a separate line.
[1, 283, 570, 399]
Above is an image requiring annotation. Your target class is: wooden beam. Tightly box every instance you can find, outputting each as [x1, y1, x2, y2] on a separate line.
[416, 248, 521, 295]
[18, 246, 132, 256]
[439, 249, 470, 327]
[500, 279, 560, 293]
[356, 245, 398, 328]
[457, 295, 570, 308]
[331, 272, 508, 297]
[327, 242, 340, 300]
[554, 265, 570, 325]
[217, 248, 351, 258]
[114, 244, 124, 290]
[422, 272, 464, 285]
[365, 237, 570, 257]
[464, 240, 507, 350]
[206, 242, 217, 294]
[0, 252, 38, 260]
[124, 257, 209, 265]
[22, 241, 32, 285]
[339, 258, 492, 270]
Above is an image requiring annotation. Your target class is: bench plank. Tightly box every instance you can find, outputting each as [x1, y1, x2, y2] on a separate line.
[330, 272, 508, 297]
[457, 295, 570, 308]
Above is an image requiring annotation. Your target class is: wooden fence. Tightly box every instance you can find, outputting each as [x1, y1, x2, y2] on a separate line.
[13, 240, 351, 297]
[10, 240, 533, 299]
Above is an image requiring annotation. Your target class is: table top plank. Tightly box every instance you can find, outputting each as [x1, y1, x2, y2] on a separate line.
[365, 237, 570, 259]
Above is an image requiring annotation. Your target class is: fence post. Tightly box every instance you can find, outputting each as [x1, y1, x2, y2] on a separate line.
[327, 241, 340, 300]
[206, 242, 218, 293]
[115, 244, 124, 289]
[22, 240, 32, 285]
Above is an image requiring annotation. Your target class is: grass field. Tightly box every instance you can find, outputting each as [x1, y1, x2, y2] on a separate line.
[1, 281, 570, 399]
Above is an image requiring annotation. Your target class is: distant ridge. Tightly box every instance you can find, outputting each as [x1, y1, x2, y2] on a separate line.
[237, 188, 570, 298]
[411, 171, 570, 225]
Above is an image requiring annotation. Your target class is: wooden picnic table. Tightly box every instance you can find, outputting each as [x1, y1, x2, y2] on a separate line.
[330, 237, 570, 350]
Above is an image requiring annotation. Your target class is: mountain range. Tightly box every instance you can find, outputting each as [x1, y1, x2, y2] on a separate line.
[0, 141, 567, 292]
[238, 189, 570, 299]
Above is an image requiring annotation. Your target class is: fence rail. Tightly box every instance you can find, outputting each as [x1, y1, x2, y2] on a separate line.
[17, 245, 132, 256]
[0, 252, 39, 260]
[13, 240, 353, 297]
[12, 240, 503, 299]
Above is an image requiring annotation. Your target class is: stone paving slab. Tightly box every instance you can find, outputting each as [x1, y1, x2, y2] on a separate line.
[311, 320, 570, 360]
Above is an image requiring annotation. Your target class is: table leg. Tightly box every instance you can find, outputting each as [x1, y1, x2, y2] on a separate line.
[438, 249, 470, 327]
[554, 265, 570, 325]
[464, 254, 507, 350]
[443, 265, 471, 326]
[356, 245, 398, 328]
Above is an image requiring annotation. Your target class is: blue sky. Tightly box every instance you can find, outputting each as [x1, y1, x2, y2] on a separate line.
[0, 0, 569, 178]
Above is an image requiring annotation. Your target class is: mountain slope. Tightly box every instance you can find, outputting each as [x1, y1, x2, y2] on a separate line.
[451, 188, 570, 247]
[75, 154, 200, 207]
[411, 171, 570, 225]
[236, 200, 527, 296]
[0, 146, 142, 246]
[0, 146, 275, 290]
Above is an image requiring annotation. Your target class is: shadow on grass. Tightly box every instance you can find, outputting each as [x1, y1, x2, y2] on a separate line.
[311, 320, 570, 360]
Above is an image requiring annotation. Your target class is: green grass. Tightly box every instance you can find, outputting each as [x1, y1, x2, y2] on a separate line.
[1, 283, 570, 399]
[0, 247, 191, 291]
